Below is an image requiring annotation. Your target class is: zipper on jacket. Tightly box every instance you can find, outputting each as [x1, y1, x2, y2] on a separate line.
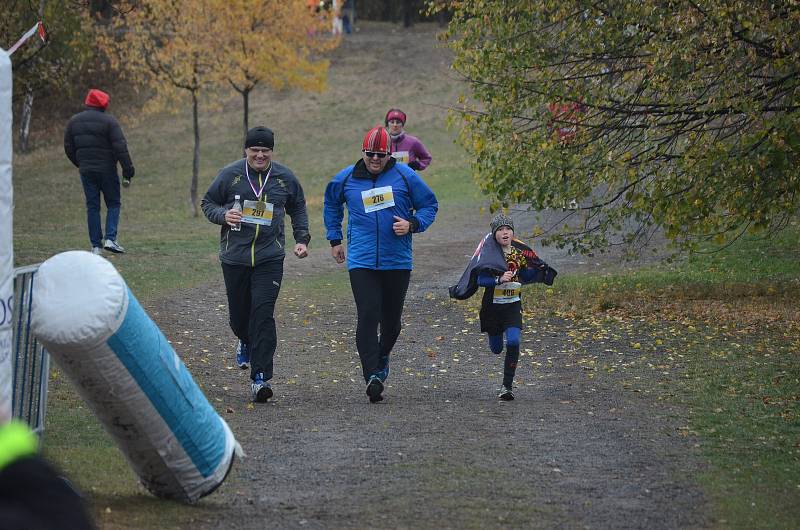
[372, 178, 379, 269]
[251, 227, 259, 266]
[250, 171, 265, 267]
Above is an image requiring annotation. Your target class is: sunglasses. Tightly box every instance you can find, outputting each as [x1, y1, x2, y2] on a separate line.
[363, 150, 390, 159]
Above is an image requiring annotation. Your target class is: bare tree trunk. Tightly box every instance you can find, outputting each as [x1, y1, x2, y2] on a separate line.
[17, 0, 45, 153]
[436, 3, 450, 27]
[230, 83, 253, 154]
[382, 0, 394, 22]
[402, 0, 414, 27]
[90, 0, 114, 20]
[190, 90, 199, 217]
[18, 90, 34, 153]
[242, 88, 250, 146]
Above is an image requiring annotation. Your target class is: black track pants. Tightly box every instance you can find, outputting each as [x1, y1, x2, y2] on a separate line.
[503, 344, 520, 388]
[222, 259, 283, 381]
[348, 268, 411, 382]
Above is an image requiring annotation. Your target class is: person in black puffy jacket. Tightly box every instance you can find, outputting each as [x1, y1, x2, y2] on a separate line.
[64, 88, 135, 255]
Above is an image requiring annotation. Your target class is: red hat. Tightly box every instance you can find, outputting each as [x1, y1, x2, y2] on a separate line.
[84, 89, 110, 109]
[384, 108, 407, 126]
[362, 126, 391, 153]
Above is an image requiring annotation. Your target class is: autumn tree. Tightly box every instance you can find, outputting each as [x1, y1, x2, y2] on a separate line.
[214, 0, 338, 143]
[1, 0, 92, 152]
[99, 0, 222, 216]
[439, 1, 800, 255]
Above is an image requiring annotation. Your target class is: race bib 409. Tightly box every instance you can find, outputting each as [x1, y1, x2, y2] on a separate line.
[493, 281, 521, 304]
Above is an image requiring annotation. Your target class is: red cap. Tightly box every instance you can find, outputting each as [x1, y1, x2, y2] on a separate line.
[384, 108, 407, 126]
[362, 126, 391, 153]
[85, 89, 110, 109]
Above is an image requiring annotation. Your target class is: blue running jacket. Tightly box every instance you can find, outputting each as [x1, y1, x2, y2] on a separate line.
[324, 159, 438, 270]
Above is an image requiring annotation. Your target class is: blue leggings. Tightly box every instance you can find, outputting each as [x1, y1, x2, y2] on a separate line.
[488, 327, 521, 388]
[487, 327, 520, 354]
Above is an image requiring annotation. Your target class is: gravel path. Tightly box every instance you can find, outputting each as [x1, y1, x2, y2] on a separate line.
[144, 21, 710, 530]
[146, 203, 710, 530]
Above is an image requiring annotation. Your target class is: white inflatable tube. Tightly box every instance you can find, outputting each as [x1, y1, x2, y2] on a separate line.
[0, 49, 13, 425]
[30, 251, 240, 503]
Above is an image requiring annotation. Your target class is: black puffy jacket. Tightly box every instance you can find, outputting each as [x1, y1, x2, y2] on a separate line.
[64, 106, 135, 179]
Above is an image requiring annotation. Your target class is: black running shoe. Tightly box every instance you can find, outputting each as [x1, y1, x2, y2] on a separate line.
[236, 340, 250, 370]
[366, 375, 384, 403]
[498, 385, 515, 401]
[251, 374, 273, 403]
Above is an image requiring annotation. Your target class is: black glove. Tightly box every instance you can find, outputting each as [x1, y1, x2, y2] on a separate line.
[122, 166, 134, 187]
[408, 160, 421, 170]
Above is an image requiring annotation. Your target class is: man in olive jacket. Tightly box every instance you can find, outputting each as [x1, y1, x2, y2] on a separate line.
[64, 88, 135, 255]
[202, 126, 310, 403]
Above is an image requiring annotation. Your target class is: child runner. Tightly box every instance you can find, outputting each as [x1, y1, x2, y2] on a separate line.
[449, 214, 556, 400]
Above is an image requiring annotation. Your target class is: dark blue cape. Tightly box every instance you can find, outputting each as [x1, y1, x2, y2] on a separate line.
[448, 233, 557, 300]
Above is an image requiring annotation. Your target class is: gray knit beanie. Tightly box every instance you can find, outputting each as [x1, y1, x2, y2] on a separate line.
[490, 213, 514, 235]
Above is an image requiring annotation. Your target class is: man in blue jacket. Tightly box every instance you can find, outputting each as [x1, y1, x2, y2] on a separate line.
[324, 125, 438, 403]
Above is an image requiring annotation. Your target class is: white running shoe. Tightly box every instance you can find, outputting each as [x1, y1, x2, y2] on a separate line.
[103, 240, 125, 254]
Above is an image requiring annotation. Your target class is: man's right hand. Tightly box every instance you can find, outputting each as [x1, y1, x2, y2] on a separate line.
[225, 208, 243, 227]
[331, 244, 345, 264]
[122, 177, 131, 188]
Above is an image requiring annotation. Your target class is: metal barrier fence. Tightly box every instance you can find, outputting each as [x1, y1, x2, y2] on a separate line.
[11, 263, 49, 437]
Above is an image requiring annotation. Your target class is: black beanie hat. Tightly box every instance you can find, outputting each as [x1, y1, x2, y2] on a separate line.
[245, 126, 274, 149]
[491, 213, 514, 235]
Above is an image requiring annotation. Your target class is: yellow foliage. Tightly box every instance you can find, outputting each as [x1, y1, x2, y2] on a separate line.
[97, 0, 338, 107]
[97, 0, 222, 109]
[213, 0, 338, 94]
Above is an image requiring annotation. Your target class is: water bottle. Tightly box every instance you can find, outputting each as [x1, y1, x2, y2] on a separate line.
[231, 194, 242, 232]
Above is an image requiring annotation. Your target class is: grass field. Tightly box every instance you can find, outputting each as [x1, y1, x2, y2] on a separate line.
[530, 224, 800, 529]
[11, 21, 799, 529]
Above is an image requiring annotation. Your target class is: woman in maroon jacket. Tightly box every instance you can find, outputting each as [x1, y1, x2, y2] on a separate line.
[384, 108, 433, 171]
